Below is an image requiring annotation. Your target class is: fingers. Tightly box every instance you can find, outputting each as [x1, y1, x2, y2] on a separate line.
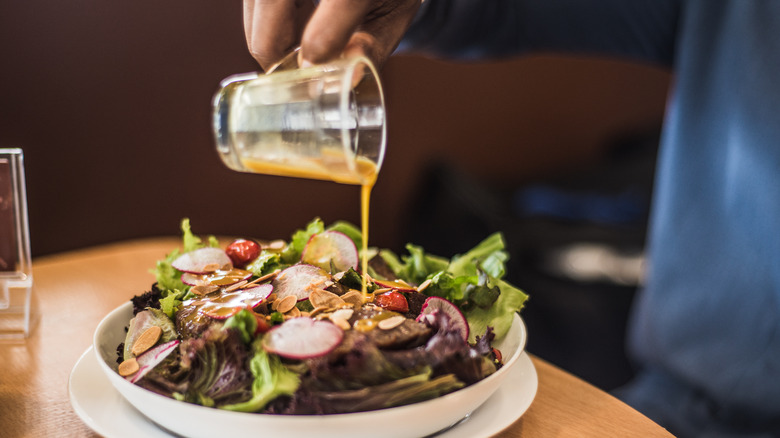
[346, 1, 421, 67]
[243, 0, 420, 70]
[243, 0, 313, 71]
[301, 0, 421, 68]
[300, 0, 373, 65]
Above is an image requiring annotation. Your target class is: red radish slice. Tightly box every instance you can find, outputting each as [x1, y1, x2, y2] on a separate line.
[374, 278, 416, 291]
[416, 296, 469, 341]
[171, 247, 232, 274]
[262, 317, 344, 359]
[128, 340, 180, 383]
[181, 269, 253, 287]
[272, 264, 331, 302]
[301, 231, 359, 273]
[197, 284, 274, 320]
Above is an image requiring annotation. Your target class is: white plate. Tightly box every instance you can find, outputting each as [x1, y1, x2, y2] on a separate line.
[74, 302, 537, 438]
[70, 347, 537, 438]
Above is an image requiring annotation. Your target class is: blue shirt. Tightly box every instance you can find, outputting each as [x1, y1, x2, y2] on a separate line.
[402, 1, 780, 435]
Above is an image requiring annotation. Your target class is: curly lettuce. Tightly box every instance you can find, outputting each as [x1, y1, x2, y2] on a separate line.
[152, 218, 219, 293]
[281, 217, 324, 264]
[151, 218, 219, 317]
[379, 232, 528, 342]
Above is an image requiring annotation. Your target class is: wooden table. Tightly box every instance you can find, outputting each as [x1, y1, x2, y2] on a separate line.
[0, 239, 673, 437]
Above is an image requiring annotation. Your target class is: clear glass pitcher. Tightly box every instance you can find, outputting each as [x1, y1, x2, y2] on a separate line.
[212, 53, 386, 186]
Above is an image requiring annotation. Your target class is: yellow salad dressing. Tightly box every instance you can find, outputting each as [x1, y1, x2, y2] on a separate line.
[241, 149, 378, 295]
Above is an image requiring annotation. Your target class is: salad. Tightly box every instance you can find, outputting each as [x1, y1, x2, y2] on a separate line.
[116, 218, 528, 415]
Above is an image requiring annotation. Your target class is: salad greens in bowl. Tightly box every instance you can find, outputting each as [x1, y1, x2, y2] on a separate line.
[93, 218, 529, 438]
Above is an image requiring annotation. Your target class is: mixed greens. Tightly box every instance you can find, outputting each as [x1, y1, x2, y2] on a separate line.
[118, 218, 528, 415]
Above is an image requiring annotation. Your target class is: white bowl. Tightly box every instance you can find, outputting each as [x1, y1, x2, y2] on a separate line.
[94, 302, 527, 438]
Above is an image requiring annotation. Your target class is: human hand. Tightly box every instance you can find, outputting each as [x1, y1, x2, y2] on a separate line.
[243, 0, 422, 71]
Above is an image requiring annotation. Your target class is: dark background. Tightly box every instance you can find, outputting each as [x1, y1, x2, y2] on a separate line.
[1, 1, 671, 390]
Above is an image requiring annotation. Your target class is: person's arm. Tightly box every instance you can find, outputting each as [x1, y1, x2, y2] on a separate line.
[243, 0, 681, 71]
[401, 0, 681, 66]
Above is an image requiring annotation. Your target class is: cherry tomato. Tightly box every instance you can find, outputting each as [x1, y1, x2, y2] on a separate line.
[225, 239, 261, 268]
[374, 291, 409, 313]
[492, 347, 503, 364]
[253, 312, 271, 334]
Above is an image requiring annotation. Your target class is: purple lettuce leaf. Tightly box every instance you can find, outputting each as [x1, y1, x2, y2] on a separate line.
[385, 310, 497, 385]
[175, 326, 255, 407]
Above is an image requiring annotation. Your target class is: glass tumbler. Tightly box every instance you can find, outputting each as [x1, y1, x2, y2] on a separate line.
[212, 55, 386, 186]
[0, 148, 32, 339]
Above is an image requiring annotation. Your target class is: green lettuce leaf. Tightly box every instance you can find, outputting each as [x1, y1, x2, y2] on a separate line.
[326, 220, 363, 249]
[224, 309, 258, 344]
[378, 244, 449, 286]
[465, 278, 527, 342]
[377, 249, 404, 276]
[448, 233, 507, 278]
[153, 255, 186, 293]
[159, 290, 184, 318]
[152, 218, 218, 293]
[384, 231, 528, 342]
[281, 218, 324, 264]
[245, 250, 282, 276]
[424, 271, 475, 302]
[181, 218, 202, 252]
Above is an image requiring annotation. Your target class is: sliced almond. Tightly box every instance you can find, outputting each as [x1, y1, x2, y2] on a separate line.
[253, 269, 281, 284]
[417, 279, 432, 293]
[271, 297, 282, 311]
[309, 288, 345, 309]
[331, 308, 354, 321]
[191, 284, 219, 296]
[132, 325, 162, 356]
[330, 317, 351, 330]
[243, 277, 262, 288]
[118, 358, 140, 377]
[377, 315, 406, 330]
[341, 290, 365, 307]
[282, 307, 302, 320]
[276, 295, 298, 314]
[202, 262, 221, 273]
[373, 287, 392, 294]
[309, 306, 330, 318]
[225, 279, 248, 293]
